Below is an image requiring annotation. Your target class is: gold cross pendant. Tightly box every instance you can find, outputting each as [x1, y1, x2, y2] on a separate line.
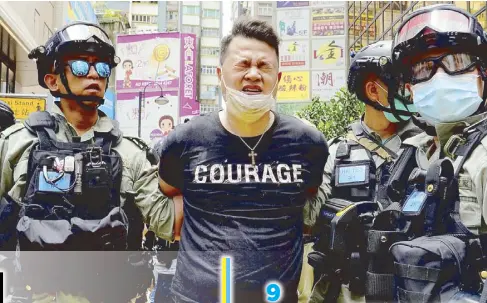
[248, 150, 257, 166]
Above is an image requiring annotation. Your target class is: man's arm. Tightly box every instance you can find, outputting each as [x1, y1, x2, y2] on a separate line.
[159, 177, 182, 197]
[0, 126, 35, 202]
[158, 178, 183, 239]
[173, 195, 183, 240]
[129, 149, 177, 241]
[303, 151, 334, 228]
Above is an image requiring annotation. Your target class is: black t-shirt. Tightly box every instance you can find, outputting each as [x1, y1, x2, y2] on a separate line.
[159, 111, 328, 303]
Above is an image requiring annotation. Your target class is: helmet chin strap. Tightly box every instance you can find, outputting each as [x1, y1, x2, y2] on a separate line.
[366, 80, 414, 122]
[51, 69, 106, 111]
[362, 97, 413, 117]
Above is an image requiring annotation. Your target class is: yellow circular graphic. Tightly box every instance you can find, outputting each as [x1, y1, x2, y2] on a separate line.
[153, 44, 170, 62]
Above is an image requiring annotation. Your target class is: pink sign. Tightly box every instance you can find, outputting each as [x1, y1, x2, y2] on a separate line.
[180, 33, 200, 117]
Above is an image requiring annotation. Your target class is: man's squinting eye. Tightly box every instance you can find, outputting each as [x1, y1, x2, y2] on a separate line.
[235, 60, 250, 67]
[259, 62, 273, 69]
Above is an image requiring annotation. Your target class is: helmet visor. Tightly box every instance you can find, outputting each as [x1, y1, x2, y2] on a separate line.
[396, 9, 471, 45]
[60, 23, 112, 46]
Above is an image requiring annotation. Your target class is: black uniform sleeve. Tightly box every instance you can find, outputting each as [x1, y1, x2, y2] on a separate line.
[158, 129, 185, 190]
[308, 132, 329, 188]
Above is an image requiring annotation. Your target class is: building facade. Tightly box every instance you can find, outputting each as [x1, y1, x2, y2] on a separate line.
[231, 1, 277, 30]
[228, 1, 487, 116]
[348, 1, 487, 53]
[0, 1, 101, 95]
[129, 1, 223, 114]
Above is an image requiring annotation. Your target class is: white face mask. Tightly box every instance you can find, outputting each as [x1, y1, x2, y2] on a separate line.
[221, 75, 278, 123]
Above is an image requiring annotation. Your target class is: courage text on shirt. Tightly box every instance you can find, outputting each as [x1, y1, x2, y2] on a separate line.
[193, 163, 304, 184]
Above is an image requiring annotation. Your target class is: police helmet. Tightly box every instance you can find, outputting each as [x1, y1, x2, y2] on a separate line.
[392, 4, 487, 82]
[348, 40, 413, 121]
[0, 100, 15, 131]
[28, 21, 120, 105]
[391, 4, 487, 133]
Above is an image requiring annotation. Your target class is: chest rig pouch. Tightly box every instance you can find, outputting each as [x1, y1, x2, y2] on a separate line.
[331, 140, 376, 204]
[17, 112, 127, 251]
[386, 118, 487, 303]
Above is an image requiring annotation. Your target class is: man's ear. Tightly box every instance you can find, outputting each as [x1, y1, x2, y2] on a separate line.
[364, 80, 380, 103]
[44, 73, 59, 92]
[405, 83, 414, 100]
[217, 67, 222, 82]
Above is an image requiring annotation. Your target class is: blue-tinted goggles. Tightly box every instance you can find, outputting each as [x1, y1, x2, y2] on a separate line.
[66, 60, 111, 78]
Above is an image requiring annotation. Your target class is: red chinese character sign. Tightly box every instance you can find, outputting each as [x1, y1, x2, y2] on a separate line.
[311, 70, 346, 101]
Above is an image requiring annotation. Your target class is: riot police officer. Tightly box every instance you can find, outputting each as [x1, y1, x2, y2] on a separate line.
[379, 5, 487, 301]
[392, 4, 487, 235]
[0, 21, 180, 302]
[308, 40, 420, 303]
[0, 100, 15, 131]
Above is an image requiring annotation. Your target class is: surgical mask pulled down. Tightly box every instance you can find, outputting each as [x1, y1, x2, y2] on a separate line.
[411, 73, 483, 126]
[375, 82, 417, 123]
[221, 74, 278, 123]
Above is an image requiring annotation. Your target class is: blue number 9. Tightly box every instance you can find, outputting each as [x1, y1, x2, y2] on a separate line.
[266, 283, 281, 302]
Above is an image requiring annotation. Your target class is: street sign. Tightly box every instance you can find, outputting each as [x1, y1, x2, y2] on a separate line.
[0, 94, 47, 120]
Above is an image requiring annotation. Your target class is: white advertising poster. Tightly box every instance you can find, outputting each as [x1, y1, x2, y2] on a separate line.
[311, 70, 347, 101]
[279, 39, 310, 71]
[277, 8, 310, 40]
[311, 37, 346, 70]
[116, 91, 179, 145]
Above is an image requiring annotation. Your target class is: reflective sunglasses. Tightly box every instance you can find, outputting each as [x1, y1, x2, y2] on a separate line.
[66, 60, 111, 78]
[411, 53, 478, 84]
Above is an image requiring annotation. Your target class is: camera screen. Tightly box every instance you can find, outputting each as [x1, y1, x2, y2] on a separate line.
[338, 165, 367, 184]
[402, 190, 427, 213]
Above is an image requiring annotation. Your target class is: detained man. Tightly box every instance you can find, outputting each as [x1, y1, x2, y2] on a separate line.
[158, 18, 328, 303]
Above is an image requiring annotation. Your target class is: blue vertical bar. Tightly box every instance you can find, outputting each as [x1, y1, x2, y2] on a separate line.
[226, 257, 231, 303]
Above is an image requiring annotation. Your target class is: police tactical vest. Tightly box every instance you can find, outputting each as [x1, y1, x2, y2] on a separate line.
[331, 122, 400, 208]
[371, 119, 487, 303]
[17, 111, 128, 251]
[310, 122, 418, 302]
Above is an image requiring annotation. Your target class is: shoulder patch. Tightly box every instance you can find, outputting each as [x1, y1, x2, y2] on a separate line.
[1, 123, 25, 138]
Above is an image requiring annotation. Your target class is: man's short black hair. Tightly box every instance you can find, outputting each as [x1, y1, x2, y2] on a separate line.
[220, 17, 280, 65]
